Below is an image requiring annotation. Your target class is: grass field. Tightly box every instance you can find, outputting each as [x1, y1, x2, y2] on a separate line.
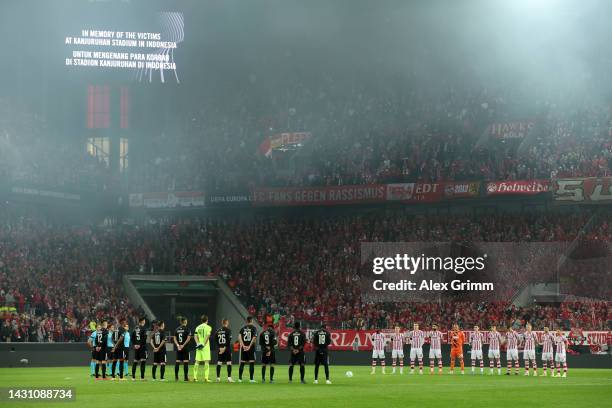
[0, 366, 611, 408]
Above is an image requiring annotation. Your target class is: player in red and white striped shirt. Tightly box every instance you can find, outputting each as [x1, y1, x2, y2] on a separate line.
[554, 329, 568, 378]
[540, 327, 555, 376]
[427, 324, 444, 375]
[505, 327, 521, 375]
[371, 329, 387, 374]
[469, 325, 484, 374]
[487, 325, 502, 375]
[390, 325, 405, 374]
[522, 324, 538, 376]
[406, 323, 425, 374]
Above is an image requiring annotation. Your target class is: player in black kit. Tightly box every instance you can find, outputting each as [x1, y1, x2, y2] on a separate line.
[173, 317, 192, 381]
[238, 316, 258, 383]
[288, 321, 307, 384]
[313, 323, 332, 384]
[259, 324, 277, 383]
[215, 319, 233, 382]
[151, 321, 167, 380]
[132, 317, 148, 380]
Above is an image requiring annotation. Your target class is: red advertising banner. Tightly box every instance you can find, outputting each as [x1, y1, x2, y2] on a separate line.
[489, 120, 534, 140]
[252, 184, 386, 206]
[553, 177, 612, 205]
[128, 191, 205, 208]
[443, 181, 481, 199]
[385, 183, 444, 203]
[485, 180, 550, 196]
[278, 328, 609, 351]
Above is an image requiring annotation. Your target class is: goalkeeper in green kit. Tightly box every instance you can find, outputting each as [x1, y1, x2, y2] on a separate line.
[193, 314, 212, 382]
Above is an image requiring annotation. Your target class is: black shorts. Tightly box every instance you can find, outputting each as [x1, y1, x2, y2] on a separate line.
[94, 348, 108, 361]
[153, 351, 167, 364]
[115, 348, 127, 360]
[134, 345, 148, 361]
[240, 347, 255, 362]
[91, 350, 96, 360]
[289, 350, 305, 365]
[217, 348, 232, 363]
[261, 348, 276, 365]
[314, 349, 329, 365]
[176, 349, 190, 362]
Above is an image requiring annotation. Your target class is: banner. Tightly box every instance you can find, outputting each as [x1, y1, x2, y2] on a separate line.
[444, 181, 481, 199]
[485, 180, 549, 196]
[386, 183, 444, 203]
[278, 328, 609, 351]
[129, 191, 205, 208]
[258, 132, 312, 157]
[488, 120, 534, 140]
[553, 177, 612, 205]
[206, 192, 252, 207]
[252, 184, 386, 206]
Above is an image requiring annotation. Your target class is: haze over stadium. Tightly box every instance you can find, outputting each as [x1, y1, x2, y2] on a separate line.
[0, 0, 610, 407]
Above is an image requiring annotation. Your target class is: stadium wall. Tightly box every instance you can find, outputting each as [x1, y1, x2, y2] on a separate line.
[1, 344, 610, 368]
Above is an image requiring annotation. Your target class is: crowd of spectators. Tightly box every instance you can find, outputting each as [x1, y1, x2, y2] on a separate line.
[1, 210, 609, 342]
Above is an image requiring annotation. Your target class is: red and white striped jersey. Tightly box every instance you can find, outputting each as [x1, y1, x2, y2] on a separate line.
[506, 331, 520, 350]
[488, 331, 502, 351]
[407, 330, 425, 348]
[391, 332, 405, 351]
[523, 331, 537, 351]
[428, 330, 443, 350]
[372, 332, 386, 352]
[470, 331, 483, 351]
[554, 335, 567, 354]
[541, 333, 555, 354]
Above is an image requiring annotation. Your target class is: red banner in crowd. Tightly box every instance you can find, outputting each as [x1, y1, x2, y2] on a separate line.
[489, 120, 534, 140]
[443, 181, 481, 199]
[485, 180, 549, 196]
[252, 184, 386, 206]
[553, 177, 612, 205]
[386, 183, 444, 203]
[278, 328, 609, 351]
[128, 191, 205, 208]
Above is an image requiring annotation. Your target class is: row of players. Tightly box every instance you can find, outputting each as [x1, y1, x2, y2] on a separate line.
[371, 323, 569, 377]
[87, 315, 332, 384]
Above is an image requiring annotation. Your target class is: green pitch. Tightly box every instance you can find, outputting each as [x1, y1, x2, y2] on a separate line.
[0, 366, 611, 408]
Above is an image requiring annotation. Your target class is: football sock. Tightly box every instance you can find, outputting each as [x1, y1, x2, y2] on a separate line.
[140, 361, 146, 379]
[160, 365, 165, 379]
[289, 365, 294, 381]
[184, 363, 189, 380]
[217, 364, 222, 378]
[324, 364, 329, 380]
[90, 361, 96, 375]
[132, 362, 137, 378]
[176, 363, 180, 379]
[119, 361, 124, 378]
[152, 365, 157, 379]
[204, 362, 210, 380]
[300, 365, 305, 381]
[227, 364, 232, 378]
[239, 363, 245, 379]
[249, 362, 254, 380]
[95, 363, 100, 378]
[315, 363, 319, 380]
[111, 361, 116, 377]
[262, 366, 266, 381]
[270, 366, 274, 381]
[102, 363, 106, 378]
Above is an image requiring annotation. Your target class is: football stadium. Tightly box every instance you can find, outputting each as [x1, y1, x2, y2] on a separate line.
[0, 0, 611, 407]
